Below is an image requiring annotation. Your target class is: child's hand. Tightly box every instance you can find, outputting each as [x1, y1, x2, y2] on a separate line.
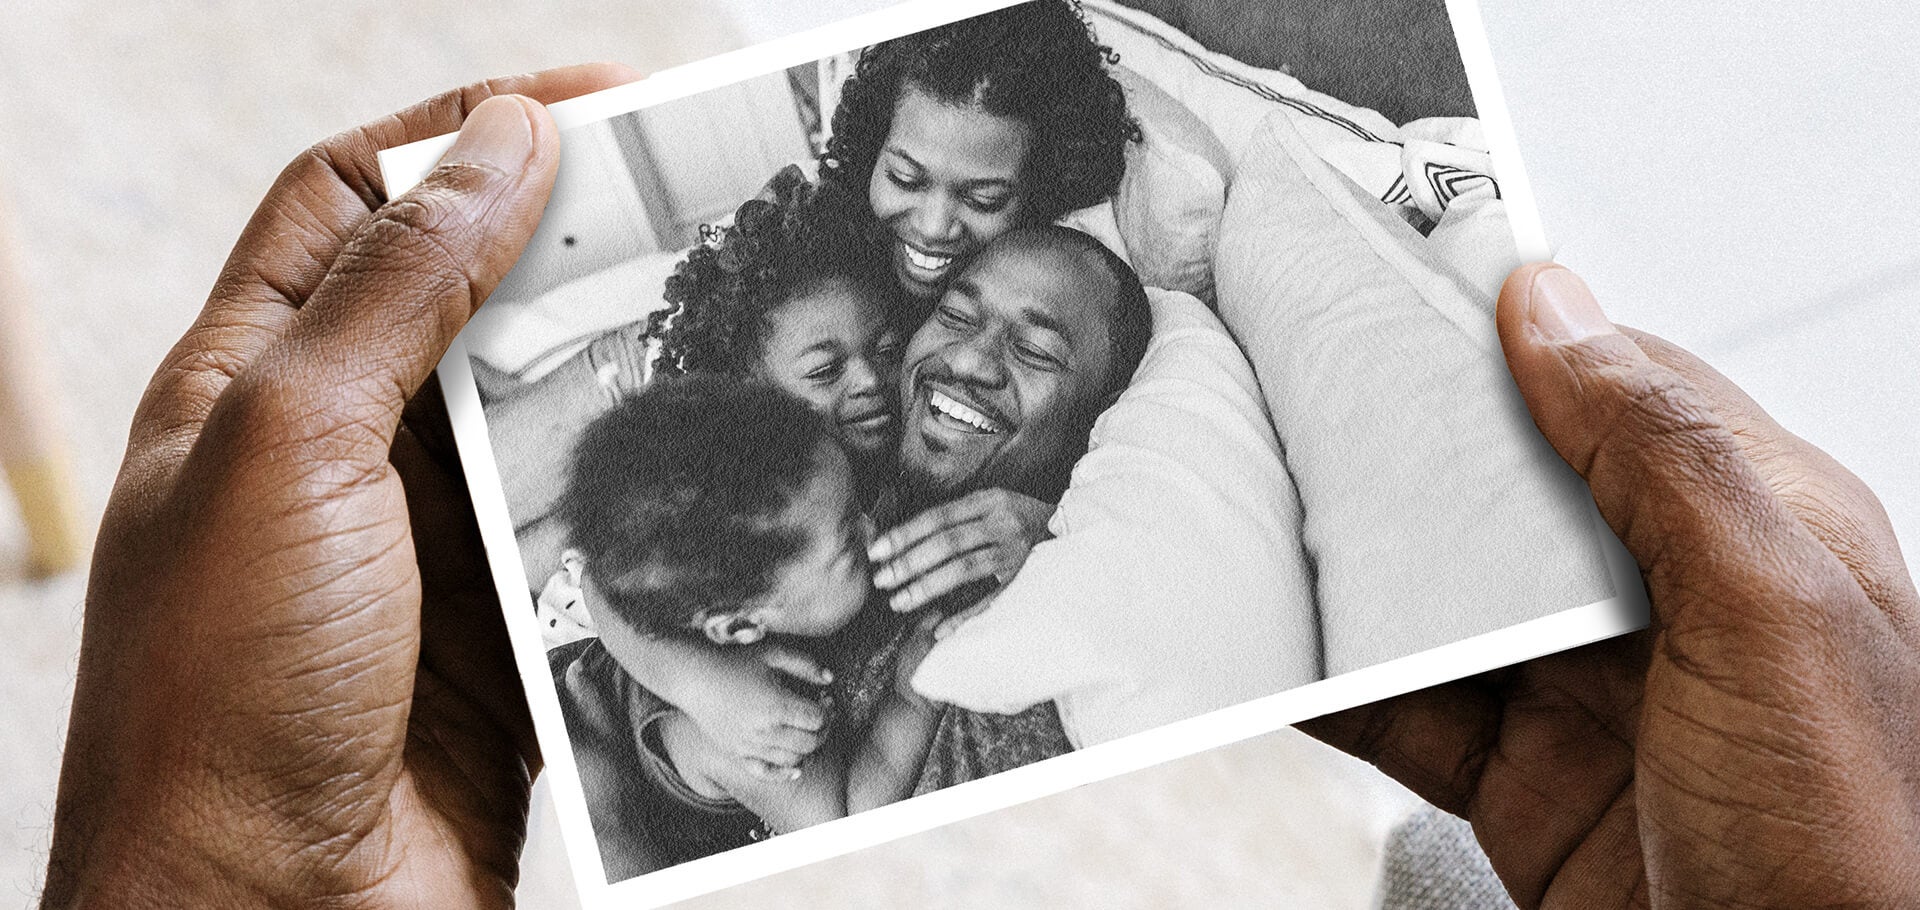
[869, 488, 1054, 612]
[676, 643, 833, 780]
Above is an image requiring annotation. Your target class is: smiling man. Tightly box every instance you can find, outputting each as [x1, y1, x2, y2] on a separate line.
[882, 223, 1153, 792]
[899, 224, 1149, 510]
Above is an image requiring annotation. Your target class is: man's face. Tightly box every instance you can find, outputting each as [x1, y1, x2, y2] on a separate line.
[898, 237, 1119, 500]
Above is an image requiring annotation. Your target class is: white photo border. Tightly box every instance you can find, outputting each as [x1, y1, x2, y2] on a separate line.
[381, 0, 1649, 905]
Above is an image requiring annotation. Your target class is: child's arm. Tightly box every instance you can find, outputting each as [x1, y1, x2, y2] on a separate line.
[682, 617, 945, 831]
[847, 615, 943, 812]
[597, 618, 830, 776]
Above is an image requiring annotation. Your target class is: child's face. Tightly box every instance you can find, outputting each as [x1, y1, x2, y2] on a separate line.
[756, 277, 901, 465]
[752, 441, 875, 639]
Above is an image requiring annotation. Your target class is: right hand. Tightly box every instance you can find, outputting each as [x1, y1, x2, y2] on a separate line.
[1302, 263, 1920, 908]
[678, 643, 834, 780]
[870, 487, 1055, 612]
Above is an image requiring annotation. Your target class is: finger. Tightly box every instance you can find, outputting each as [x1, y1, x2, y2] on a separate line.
[1296, 674, 1507, 816]
[744, 758, 801, 782]
[761, 726, 826, 759]
[398, 416, 537, 768]
[874, 516, 998, 592]
[1621, 327, 1919, 635]
[869, 491, 995, 563]
[757, 644, 835, 686]
[132, 64, 640, 463]
[1497, 263, 1874, 639]
[748, 745, 808, 770]
[777, 697, 828, 734]
[216, 94, 559, 468]
[890, 544, 1007, 613]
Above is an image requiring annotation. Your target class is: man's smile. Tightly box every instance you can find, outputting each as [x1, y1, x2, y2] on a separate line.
[913, 374, 1012, 441]
[927, 388, 1004, 435]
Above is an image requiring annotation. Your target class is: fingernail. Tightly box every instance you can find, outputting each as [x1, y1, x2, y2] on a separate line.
[443, 95, 536, 171]
[787, 768, 803, 781]
[817, 669, 834, 684]
[1527, 266, 1614, 343]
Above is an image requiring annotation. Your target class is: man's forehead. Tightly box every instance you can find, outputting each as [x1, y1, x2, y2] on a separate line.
[960, 239, 1118, 329]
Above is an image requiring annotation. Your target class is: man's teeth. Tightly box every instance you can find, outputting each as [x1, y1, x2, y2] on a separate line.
[904, 246, 953, 272]
[929, 390, 1000, 434]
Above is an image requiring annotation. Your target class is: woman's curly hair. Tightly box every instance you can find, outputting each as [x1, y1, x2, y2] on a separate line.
[649, 168, 894, 379]
[820, 0, 1138, 223]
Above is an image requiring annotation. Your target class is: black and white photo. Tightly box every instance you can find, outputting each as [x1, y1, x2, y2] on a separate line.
[378, 0, 1645, 902]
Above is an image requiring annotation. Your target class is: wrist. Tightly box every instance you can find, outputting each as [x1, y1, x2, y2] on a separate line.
[44, 784, 395, 910]
[44, 825, 274, 910]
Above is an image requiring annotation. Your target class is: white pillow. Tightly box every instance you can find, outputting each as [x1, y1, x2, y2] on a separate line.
[1083, 0, 1398, 165]
[1108, 66, 1230, 303]
[911, 288, 1320, 747]
[1213, 112, 1614, 676]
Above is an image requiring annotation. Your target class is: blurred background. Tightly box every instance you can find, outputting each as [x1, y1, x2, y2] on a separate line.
[1, 0, 1913, 907]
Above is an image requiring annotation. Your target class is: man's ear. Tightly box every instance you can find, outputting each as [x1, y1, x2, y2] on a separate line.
[697, 610, 768, 645]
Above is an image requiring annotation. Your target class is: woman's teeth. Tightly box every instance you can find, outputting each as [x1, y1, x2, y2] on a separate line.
[904, 246, 954, 272]
[929, 390, 1001, 434]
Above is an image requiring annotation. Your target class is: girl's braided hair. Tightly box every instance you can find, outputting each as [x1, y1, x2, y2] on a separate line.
[648, 167, 894, 378]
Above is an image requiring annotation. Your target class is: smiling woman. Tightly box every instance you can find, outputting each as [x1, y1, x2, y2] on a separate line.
[821, 0, 1138, 312]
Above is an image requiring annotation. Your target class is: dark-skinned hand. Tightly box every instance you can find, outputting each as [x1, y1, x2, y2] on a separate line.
[41, 64, 639, 909]
[1301, 263, 1920, 909]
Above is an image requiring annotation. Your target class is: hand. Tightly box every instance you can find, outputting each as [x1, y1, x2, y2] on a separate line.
[42, 64, 640, 910]
[869, 487, 1055, 612]
[1301, 264, 1920, 908]
[673, 643, 834, 780]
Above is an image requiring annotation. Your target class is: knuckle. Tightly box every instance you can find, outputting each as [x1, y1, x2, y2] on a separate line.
[987, 512, 1022, 542]
[357, 190, 470, 278]
[203, 368, 386, 480]
[1592, 363, 1730, 473]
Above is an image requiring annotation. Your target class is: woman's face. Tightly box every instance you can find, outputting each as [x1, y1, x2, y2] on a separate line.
[868, 83, 1033, 300]
[754, 276, 902, 464]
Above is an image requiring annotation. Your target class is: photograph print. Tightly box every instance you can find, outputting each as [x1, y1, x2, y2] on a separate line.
[380, 0, 1644, 901]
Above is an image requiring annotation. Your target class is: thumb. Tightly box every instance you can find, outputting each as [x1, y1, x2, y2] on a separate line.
[245, 93, 559, 451]
[1496, 263, 1853, 632]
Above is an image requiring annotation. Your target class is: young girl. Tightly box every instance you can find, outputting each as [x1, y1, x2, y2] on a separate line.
[821, 0, 1137, 312]
[552, 376, 939, 879]
[649, 168, 902, 506]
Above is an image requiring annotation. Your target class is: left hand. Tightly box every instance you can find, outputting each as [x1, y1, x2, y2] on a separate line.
[42, 65, 638, 909]
[868, 487, 1055, 612]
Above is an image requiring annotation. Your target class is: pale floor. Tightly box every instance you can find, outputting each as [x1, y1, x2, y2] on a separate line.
[3, 1, 1915, 908]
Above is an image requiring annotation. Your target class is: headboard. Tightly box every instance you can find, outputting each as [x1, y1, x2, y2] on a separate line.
[1112, 0, 1476, 125]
